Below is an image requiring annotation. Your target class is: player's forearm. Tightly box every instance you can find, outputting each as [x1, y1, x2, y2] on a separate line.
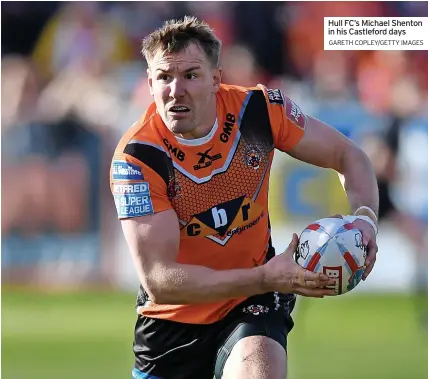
[144, 263, 267, 304]
[338, 145, 379, 218]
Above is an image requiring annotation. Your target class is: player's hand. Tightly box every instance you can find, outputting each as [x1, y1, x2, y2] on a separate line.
[326, 214, 378, 280]
[351, 218, 378, 280]
[262, 233, 336, 298]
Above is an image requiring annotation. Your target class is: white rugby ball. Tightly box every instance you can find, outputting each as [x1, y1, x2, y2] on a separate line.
[295, 217, 367, 295]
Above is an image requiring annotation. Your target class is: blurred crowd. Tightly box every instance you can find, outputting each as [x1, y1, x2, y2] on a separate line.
[2, 2, 428, 289]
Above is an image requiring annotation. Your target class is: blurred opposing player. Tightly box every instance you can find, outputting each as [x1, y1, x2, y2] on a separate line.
[110, 16, 379, 379]
[362, 78, 428, 328]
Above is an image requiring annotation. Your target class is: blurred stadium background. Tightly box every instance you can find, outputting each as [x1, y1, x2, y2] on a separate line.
[2, 1, 428, 378]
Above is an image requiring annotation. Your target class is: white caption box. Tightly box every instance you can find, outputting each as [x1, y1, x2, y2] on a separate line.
[324, 17, 428, 50]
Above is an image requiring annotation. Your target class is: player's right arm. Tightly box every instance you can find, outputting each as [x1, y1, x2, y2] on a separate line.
[121, 213, 334, 304]
[122, 211, 263, 304]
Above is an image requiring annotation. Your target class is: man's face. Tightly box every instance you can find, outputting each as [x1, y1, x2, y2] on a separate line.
[147, 43, 221, 137]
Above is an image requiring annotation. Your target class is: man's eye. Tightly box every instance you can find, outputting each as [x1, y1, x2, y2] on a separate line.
[185, 73, 197, 79]
[158, 74, 170, 81]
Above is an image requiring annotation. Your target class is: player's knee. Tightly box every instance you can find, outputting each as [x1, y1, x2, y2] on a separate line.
[221, 336, 286, 379]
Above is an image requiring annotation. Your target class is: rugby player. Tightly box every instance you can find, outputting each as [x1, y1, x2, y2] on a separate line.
[110, 16, 379, 379]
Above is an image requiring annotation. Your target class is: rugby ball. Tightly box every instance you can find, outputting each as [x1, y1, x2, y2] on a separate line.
[295, 217, 367, 295]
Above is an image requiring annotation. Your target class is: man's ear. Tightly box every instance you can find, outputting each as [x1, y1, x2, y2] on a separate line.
[213, 66, 222, 92]
[147, 69, 154, 96]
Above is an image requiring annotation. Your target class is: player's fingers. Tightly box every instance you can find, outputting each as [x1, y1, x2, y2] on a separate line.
[303, 279, 335, 289]
[361, 229, 371, 246]
[303, 269, 330, 283]
[296, 269, 335, 289]
[364, 239, 378, 267]
[302, 280, 318, 289]
[363, 257, 376, 280]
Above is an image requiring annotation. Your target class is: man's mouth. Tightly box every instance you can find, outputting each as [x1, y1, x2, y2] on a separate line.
[169, 105, 190, 113]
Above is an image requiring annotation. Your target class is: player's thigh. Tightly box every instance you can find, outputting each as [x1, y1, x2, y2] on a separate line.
[221, 335, 287, 379]
[214, 292, 295, 379]
[133, 315, 217, 379]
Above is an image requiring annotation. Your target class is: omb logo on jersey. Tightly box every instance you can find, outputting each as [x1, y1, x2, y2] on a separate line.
[182, 195, 265, 246]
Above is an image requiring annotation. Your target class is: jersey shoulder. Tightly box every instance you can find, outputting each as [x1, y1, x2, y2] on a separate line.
[113, 102, 165, 160]
[218, 83, 282, 112]
[218, 83, 260, 101]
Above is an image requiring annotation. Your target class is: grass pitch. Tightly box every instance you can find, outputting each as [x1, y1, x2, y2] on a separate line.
[2, 290, 427, 379]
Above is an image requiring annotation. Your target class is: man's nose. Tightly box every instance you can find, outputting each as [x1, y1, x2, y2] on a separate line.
[169, 78, 185, 99]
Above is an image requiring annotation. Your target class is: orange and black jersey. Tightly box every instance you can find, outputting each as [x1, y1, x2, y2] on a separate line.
[110, 83, 307, 324]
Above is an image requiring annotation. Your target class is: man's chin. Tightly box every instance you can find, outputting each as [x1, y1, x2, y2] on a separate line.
[169, 120, 193, 135]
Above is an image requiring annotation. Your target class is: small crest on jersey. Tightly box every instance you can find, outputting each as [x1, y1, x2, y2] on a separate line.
[267, 88, 284, 105]
[112, 161, 143, 181]
[243, 304, 269, 315]
[285, 97, 306, 130]
[167, 177, 181, 199]
[244, 147, 262, 170]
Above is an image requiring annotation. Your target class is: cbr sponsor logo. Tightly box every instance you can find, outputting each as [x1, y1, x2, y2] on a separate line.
[181, 195, 265, 245]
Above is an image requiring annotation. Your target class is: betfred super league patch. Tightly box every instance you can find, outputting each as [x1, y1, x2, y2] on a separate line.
[113, 182, 154, 218]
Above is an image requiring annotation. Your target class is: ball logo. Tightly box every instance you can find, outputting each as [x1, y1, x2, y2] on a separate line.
[354, 233, 367, 254]
[324, 266, 343, 294]
[298, 240, 310, 259]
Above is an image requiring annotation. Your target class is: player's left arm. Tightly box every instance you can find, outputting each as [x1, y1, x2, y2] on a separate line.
[259, 85, 379, 279]
[288, 116, 379, 280]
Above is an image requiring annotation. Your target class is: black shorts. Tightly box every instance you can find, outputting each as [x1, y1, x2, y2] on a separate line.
[132, 292, 296, 379]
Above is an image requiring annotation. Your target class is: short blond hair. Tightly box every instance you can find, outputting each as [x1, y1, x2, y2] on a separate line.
[141, 16, 222, 67]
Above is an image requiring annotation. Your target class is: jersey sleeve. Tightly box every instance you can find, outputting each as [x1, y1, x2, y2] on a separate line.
[110, 152, 172, 219]
[257, 84, 307, 152]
